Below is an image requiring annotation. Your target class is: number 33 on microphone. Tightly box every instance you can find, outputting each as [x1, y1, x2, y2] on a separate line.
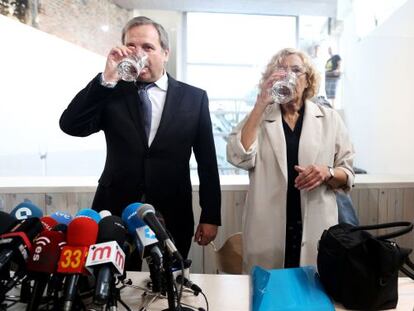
[57, 246, 89, 274]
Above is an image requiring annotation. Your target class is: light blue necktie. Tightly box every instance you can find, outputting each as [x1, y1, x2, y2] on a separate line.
[138, 83, 155, 140]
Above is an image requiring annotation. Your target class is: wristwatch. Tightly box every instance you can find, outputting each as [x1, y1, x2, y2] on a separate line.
[327, 166, 335, 181]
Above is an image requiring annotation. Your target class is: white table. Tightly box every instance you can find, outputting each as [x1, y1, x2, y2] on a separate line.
[120, 273, 414, 311]
[4, 273, 414, 310]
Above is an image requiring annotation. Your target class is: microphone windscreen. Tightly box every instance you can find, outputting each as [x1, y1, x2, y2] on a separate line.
[136, 203, 155, 220]
[97, 216, 127, 246]
[99, 210, 112, 218]
[67, 217, 98, 246]
[27, 230, 66, 273]
[40, 216, 59, 231]
[76, 208, 101, 223]
[10, 200, 43, 220]
[122, 202, 145, 234]
[50, 211, 73, 225]
[0, 211, 18, 235]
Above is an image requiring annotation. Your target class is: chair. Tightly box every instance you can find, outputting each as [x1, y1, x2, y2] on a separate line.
[210, 232, 243, 274]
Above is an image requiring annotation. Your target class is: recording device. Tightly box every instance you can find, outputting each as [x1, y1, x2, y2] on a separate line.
[85, 215, 127, 306]
[136, 203, 183, 261]
[58, 217, 98, 311]
[9, 200, 43, 220]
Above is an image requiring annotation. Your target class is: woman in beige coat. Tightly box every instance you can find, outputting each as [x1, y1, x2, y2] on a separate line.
[227, 48, 354, 273]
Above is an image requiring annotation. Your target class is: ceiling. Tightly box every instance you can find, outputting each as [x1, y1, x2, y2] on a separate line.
[113, 0, 338, 17]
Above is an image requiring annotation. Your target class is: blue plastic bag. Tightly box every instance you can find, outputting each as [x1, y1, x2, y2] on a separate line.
[251, 266, 334, 311]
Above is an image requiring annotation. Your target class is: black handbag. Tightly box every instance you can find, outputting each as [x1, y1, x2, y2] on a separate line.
[317, 221, 414, 310]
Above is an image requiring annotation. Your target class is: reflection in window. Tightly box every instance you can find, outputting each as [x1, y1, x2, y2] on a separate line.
[185, 12, 297, 174]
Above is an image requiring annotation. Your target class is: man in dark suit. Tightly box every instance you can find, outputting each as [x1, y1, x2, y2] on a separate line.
[59, 16, 221, 259]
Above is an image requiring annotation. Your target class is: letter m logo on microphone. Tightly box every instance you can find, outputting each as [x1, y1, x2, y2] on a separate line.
[85, 241, 125, 275]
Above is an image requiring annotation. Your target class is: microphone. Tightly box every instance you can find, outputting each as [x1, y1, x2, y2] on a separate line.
[40, 216, 59, 231]
[10, 200, 43, 220]
[0, 211, 18, 235]
[0, 217, 43, 271]
[26, 229, 66, 311]
[176, 275, 202, 295]
[123, 203, 164, 292]
[0, 218, 43, 302]
[136, 203, 183, 261]
[50, 211, 73, 225]
[122, 203, 160, 259]
[53, 223, 68, 233]
[98, 210, 112, 218]
[85, 215, 127, 306]
[57, 217, 98, 311]
[75, 208, 101, 223]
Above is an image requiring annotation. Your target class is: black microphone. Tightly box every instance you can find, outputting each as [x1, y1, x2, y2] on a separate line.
[176, 275, 202, 294]
[136, 204, 183, 261]
[85, 216, 127, 306]
[0, 218, 43, 303]
[0, 217, 43, 271]
[0, 211, 18, 235]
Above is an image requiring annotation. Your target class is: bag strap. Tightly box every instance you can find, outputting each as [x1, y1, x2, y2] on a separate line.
[351, 221, 413, 240]
[400, 257, 414, 280]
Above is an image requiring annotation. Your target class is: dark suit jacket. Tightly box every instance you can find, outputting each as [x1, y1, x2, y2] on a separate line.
[60, 74, 221, 254]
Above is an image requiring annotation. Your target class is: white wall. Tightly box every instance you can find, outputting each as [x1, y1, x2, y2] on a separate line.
[0, 15, 106, 175]
[341, 0, 414, 174]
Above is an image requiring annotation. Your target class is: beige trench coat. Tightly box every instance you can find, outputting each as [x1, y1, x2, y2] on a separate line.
[227, 100, 355, 272]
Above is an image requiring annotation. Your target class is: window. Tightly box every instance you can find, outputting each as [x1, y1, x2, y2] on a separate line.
[185, 12, 297, 174]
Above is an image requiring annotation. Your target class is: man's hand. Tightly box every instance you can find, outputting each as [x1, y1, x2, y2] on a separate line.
[103, 45, 135, 83]
[194, 223, 218, 246]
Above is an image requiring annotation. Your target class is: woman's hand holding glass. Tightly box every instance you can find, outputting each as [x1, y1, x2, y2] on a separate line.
[256, 70, 288, 108]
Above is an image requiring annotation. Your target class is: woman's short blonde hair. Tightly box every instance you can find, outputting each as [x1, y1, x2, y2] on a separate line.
[259, 48, 320, 101]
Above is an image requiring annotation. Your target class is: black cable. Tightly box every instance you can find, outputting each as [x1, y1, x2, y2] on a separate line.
[199, 290, 209, 311]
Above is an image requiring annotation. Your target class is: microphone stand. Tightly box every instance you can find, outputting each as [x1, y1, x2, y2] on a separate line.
[162, 252, 192, 311]
[106, 276, 131, 311]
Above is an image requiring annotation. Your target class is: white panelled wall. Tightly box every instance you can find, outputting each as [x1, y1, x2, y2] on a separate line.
[341, 0, 414, 174]
[1, 175, 414, 274]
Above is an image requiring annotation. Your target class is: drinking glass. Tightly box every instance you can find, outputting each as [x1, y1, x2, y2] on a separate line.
[117, 51, 148, 82]
[270, 71, 297, 104]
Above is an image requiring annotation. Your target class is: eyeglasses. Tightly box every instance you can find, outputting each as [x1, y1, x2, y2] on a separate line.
[275, 65, 306, 75]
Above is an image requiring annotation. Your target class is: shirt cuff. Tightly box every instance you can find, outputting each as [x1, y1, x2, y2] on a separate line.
[99, 73, 117, 88]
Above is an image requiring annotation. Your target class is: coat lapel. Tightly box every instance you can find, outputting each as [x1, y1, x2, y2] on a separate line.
[121, 81, 147, 143]
[263, 104, 288, 182]
[150, 76, 184, 147]
[298, 100, 324, 166]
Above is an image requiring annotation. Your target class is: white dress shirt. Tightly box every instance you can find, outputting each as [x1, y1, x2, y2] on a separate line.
[146, 72, 168, 146]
